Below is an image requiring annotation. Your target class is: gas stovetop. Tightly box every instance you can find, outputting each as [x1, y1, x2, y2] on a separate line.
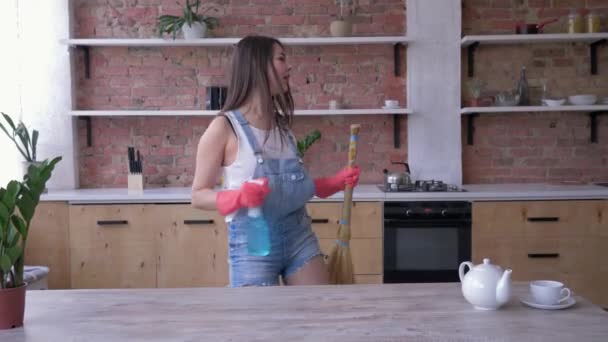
[378, 180, 466, 192]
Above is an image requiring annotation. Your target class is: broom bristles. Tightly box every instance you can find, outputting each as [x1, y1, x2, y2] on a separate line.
[327, 243, 354, 284]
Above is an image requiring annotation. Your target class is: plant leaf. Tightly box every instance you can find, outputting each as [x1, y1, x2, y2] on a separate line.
[0, 255, 12, 274]
[11, 215, 26, 239]
[1, 112, 16, 131]
[32, 130, 38, 161]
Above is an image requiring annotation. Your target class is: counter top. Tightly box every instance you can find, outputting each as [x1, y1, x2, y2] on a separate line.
[1, 283, 606, 341]
[40, 183, 608, 204]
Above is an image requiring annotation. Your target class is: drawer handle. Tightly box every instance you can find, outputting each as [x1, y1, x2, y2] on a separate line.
[312, 219, 329, 224]
[528, 253, 560, 259]
[183, 219, 214, 225]
[97, 220, 128, 226]
[527, 217, 559, 222]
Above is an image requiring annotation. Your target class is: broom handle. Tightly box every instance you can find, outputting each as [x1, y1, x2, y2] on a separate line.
[338, 124, 360, 240]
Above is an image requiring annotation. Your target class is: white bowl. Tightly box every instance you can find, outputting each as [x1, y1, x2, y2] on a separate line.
[568, 94, 597, 105]
[543, 98, 566, 107]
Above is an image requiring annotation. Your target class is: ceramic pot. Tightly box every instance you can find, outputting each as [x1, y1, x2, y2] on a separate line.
[182, 22, 207, 39]
[0, 284, 27, 329]
[330, 19, 352, 37]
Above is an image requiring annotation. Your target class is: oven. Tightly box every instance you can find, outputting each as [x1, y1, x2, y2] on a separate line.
[383, 201, 471, 283]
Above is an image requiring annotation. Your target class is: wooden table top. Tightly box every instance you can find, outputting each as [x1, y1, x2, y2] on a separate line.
[1, 283, 607, 341]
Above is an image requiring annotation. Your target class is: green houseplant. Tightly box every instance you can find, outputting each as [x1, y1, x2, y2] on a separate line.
[0, 112, 38, 163]
[157, 0, 219, 39]
[0, 112, 43, 181]
[0, 112, 61, 329]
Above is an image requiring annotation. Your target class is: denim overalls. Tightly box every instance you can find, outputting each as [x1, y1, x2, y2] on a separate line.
[227, 110, 322, 287]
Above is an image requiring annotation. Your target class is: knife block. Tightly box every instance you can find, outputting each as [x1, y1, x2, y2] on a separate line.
[128, 173, 144, 194]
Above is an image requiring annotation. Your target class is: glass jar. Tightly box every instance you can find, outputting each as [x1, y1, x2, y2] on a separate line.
[567, 10, 583, 33]
[587, 12, 601, 33]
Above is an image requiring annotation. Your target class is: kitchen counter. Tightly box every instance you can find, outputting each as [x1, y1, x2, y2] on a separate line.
[1, 283, 606, 341]
[40, 183, 608, 203]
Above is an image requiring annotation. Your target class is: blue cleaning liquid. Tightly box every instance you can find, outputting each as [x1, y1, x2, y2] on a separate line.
[247, 207, 270, 256]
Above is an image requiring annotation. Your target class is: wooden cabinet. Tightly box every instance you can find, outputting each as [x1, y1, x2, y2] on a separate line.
[154, 204, 228, 288]
[473, 200, 606, 308]
[67, 201, 383, 288]
[69, 205, 158, 289]
[307, 202, 383, 283]
[25, 202, 71, 289]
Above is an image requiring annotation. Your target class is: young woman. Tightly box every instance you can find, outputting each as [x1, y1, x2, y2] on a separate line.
[191, 35, 360, 287]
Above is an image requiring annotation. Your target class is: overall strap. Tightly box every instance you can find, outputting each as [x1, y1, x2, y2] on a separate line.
[286, 131, 304, 162]
[230, 110, 264, 162]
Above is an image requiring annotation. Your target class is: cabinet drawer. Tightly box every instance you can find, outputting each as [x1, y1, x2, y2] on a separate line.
[69, 205, 157, 288]
[308, 202, 382, 239]
[318, 238, 382, 275]
[474, 237, 594, 278]
[153, 204, 228, 288]
[473, 200, 601, 239]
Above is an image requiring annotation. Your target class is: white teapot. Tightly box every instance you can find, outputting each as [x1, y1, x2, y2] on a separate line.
[458, 258, 512, 310]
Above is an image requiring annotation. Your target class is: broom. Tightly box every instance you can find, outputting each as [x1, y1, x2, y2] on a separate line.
[327, 124, 360, 284]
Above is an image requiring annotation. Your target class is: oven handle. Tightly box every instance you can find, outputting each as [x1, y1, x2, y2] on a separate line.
[384, 219, 471, 227]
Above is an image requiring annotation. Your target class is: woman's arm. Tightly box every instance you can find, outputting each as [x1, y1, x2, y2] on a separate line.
[191, 117, 231, 210]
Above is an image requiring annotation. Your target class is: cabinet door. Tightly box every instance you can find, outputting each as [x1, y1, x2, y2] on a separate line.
[154, 204, 229, 288]
[69, 205, 157, 289]
[310, 202, 383, 284]
[25, 202, 70, 289]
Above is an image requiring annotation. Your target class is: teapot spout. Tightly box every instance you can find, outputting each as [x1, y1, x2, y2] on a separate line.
[496, 269, 513, 305]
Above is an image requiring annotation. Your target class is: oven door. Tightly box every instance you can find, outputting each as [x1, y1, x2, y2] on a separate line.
[383, 218, 471, 283]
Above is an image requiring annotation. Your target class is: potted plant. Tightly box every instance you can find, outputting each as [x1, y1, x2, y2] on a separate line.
[0, 156, 61, 329]
[468, 79, 485, 107]
[297, 130, 322, 156]
[330, 0, 356, 37]
[157, 0, 219, 40]
[0, 113, 40, 180]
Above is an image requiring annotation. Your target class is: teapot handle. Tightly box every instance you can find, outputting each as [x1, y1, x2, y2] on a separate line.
[458, 261, 474, 282]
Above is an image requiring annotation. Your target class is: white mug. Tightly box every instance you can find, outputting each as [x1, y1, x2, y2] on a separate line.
[384, 99, 399, 108]
[530, 280, 571, 305]
[329, 100, 341, 109]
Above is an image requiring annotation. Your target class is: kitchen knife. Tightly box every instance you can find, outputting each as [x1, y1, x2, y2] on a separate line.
[127, 147, 135, 173]
[136, 150, 142, 173]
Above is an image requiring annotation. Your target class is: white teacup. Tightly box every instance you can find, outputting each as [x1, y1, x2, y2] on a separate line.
[384, 99, 399, 108]
[329, 100, 341, 110]
[530, 280, 571, 305]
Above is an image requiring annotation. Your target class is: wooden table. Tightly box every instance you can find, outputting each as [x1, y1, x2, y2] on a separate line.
[2, 283, 607, 341]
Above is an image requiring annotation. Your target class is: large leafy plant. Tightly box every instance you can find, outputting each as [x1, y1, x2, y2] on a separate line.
[0, 157, 61, 288]
[0, 112, 38, 163]
[157, 0, 219, 39]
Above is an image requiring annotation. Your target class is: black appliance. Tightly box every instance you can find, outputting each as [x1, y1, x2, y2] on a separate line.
[383, 201, 471, 283]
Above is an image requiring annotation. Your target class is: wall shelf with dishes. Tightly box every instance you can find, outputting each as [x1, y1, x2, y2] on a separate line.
[461, 104, 608, 145]
[461, 33, 608, 77]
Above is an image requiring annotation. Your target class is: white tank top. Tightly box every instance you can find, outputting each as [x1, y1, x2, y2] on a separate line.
[221, 111, 296, 222]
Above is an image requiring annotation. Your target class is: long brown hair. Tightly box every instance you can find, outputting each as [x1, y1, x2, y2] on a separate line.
[221, 35, 294, 144]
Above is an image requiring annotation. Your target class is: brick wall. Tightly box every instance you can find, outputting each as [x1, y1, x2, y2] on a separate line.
[462, 0, 608, 183]
[74, 0, 407, 187]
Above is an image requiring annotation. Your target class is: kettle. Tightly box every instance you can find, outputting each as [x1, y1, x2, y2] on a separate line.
[383, 162, 411, 191]
[458, 258, 512, 310]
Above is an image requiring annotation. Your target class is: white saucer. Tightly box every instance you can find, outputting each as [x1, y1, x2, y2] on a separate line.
[382, 106, 402, 110]
[520, 295, 576, 310]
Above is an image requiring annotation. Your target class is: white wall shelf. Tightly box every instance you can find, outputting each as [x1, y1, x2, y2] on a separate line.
[72, 108, 413, 148]
[64, 36, 409, 79]
[64, 36, 410, 47]
[462, 33, 608, 77]
[70, 108, 412, 116]
[462, 105, 608, 145]
[461, 105, 608, 114]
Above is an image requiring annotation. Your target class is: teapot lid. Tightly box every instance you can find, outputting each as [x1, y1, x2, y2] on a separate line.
[475, 258, 503, 274]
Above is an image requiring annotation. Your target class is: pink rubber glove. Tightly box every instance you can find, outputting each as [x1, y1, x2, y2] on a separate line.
[216, 177, 271, 216]
[314, 166, 361, 199]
